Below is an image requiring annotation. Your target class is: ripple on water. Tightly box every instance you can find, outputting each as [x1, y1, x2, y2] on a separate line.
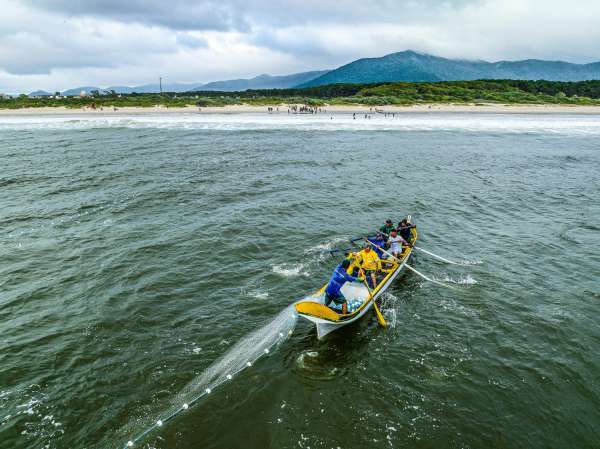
[2, 115, 599, 449]
[293, 350, 343, 380]
[1, 385, 64, 448]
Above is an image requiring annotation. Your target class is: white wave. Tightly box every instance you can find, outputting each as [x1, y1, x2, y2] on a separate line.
[304, 237, 348, 254]
[434, 274, 478, 285]
[272, 263, 308, 277]
[303, 237, 350, 264]
[2, 112, 600, 135]
[249, 290, 269, 299]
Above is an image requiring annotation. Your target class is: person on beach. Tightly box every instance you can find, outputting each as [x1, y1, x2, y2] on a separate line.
[357, 245, 382, 288]
[324, 259, 363, 313]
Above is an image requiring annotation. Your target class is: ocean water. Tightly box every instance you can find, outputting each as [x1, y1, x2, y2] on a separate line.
[1, 112, 599, 449]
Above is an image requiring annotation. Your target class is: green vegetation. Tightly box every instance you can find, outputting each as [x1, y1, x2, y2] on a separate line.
[3, 80, 600, 109]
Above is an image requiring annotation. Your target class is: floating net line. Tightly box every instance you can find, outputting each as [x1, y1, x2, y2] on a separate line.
[122, 304, 298, 448]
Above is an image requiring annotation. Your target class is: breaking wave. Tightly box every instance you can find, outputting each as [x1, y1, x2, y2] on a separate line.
[2, 113, 600, 135]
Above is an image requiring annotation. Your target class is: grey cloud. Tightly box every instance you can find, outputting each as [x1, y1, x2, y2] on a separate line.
[3, 0, 600, 93]
[24, 0, 250, 31]
[24, 0, 477, 31]
[0, 8, 176, 76]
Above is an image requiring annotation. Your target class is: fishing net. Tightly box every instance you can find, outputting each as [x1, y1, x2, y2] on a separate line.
[122, 305, 298, 448]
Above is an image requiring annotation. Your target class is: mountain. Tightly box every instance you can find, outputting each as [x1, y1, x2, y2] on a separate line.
[28, 90, 52, 97]
[60, 84, 196, 96]
[61, 86, 108, 96]
[298, 51, 600, 87]
[196, 70, 329, 91]
[57, 70, 328, 96]
[107, 83, 201, 94]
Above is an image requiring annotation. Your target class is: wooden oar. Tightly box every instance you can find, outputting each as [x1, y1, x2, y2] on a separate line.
[403, 263, 457, 290]
[358, 266, 387, 327]
[363, 238, 456, 290]
[413, 246, 462, 265]
[376, 226, 465, 266]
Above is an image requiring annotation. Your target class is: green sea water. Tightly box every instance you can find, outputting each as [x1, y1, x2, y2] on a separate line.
[1, 112, 599, 449]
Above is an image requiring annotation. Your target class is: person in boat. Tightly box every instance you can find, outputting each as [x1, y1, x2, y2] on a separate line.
[380, 219, 395, 239]
[397, 218, 416, 243]
[357, 245, 382, 288]
[367, 232, 387, 258]
[324, 259, 363, 314]
[387, 228, 409, 259]
[344, 251, 361, 277]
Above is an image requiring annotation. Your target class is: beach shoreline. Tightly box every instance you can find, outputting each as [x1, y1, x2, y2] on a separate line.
[2, 103, 600, 116]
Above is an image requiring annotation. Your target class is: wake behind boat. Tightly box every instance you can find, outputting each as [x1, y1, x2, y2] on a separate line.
[296, 217, 418, 338]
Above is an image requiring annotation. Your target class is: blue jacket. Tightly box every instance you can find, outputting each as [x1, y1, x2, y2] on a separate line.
[325, 263, 359, 298]
[368, 237, 386, 257]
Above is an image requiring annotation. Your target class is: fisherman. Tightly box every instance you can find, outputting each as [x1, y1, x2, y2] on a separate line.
[386, 228, 409, 259]
[367, 232, 387, 258]
[380, 219, 395, 239]
[397, 218, 416, 243]
[357, 245, 382, 288]
[324, 259, 363, 314]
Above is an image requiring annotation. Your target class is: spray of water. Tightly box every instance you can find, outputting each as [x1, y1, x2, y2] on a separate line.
[432, 274, 478, 285]
[122, 305, 298, 448]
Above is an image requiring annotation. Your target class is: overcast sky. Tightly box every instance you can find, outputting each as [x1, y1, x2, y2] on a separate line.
[2, 0, 600, 93]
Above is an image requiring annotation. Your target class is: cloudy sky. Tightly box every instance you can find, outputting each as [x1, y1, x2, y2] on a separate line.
[2, 0, 600, 93]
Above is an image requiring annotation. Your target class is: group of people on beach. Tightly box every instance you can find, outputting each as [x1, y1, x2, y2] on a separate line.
[324, 218, 416, 313]
[286, 105, 323, 114]
[267, 105, 400, 118]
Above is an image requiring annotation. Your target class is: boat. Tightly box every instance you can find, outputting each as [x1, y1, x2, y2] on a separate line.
[295, 217, 418, 338]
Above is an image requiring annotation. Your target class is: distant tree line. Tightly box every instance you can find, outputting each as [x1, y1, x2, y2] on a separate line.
[189, 80, 600, 100]
[2, 80, 600, 109]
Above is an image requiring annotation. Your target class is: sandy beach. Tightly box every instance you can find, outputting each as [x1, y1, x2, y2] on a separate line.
[2, 103, 600, 116]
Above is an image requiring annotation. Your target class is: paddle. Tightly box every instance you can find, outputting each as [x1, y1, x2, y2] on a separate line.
[413, 246, 462, 265]
[357, 265, 387, 327]
[376, 224, 465, 266]
[362, 238, 456, 290]
[403, 263, 457, 290]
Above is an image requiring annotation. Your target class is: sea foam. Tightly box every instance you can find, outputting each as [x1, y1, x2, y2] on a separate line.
[1, 112, 600, 135]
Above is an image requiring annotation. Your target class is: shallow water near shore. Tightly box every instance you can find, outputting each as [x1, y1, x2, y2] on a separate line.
[1, 112, 599, 449]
